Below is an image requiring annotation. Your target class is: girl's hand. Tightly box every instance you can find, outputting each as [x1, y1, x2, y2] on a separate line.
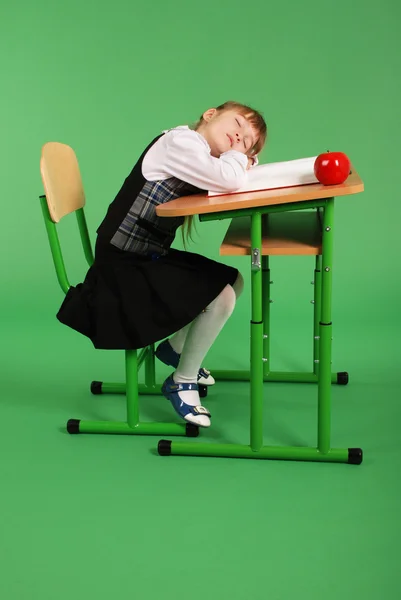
[247, 155, 258, 170]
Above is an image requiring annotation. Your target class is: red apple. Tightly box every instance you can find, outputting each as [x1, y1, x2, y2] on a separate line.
[314, 151, 351, 185]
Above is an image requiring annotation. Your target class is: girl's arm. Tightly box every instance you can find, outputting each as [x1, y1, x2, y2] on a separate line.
[142, 128, 249, 193]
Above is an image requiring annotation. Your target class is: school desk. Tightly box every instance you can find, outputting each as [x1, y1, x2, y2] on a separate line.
[155, 169, 364, 464]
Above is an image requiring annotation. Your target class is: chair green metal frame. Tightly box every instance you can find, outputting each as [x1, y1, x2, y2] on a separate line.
[158, 197, 363, 464]
[39, 195, 199, 439]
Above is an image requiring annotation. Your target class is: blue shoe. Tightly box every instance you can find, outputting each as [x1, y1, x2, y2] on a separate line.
[161, 374, 211, 428]
[155, 340, 215, 386]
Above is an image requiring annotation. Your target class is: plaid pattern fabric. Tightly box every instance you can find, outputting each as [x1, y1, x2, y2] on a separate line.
[110, 177, 199, 255]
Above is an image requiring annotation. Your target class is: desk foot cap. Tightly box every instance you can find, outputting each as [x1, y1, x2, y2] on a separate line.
[91, 381, 103, 395]
[158, 440, 172, 456]
[186, 424, 199, 437]
[337, 372, 349, 385]
[67, 419, 80, 434]
[199, 385, 208, 398]
[348, 448, 363, 465]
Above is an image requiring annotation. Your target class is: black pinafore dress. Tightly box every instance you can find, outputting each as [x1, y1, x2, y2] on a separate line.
[56, 135, 239, 349]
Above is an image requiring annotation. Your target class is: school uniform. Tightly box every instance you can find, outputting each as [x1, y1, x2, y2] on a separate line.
[57, 126, 248, 350]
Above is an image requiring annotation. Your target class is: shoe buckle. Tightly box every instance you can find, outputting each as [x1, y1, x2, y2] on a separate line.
[193, 406, 210, 416]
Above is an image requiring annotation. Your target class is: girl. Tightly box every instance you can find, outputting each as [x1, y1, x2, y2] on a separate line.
[57, 101, 267, 428]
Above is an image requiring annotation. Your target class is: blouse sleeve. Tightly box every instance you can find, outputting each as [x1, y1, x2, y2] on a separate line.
[142, 128, 249, 193]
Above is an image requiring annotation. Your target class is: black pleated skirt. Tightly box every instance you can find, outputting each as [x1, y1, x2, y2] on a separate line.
[56, 237, 239, 350]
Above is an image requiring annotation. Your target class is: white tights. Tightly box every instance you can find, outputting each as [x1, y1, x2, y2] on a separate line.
[170, 272, 244, 386]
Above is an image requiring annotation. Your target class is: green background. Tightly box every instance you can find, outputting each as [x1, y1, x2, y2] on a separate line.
[1, 1, 400, 599]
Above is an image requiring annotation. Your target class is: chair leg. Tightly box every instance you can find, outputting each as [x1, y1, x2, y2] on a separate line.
[126, 349, 139, 428]
[66, 349, 199, 437]
[89, 346, 162, 395]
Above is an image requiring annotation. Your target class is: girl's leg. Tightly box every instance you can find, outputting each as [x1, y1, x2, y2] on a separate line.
[168, 272, 244, 353]
[175, 283, 237, 385]
[169, 282, 239, 426]
[169, 323, 191, 354]
[162, 273, 244, 427]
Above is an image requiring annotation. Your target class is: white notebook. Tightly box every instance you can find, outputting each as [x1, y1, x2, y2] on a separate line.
[208, 156, 319, 196]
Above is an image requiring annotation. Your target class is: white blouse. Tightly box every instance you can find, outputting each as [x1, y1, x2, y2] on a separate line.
[142, 125, 256, 194]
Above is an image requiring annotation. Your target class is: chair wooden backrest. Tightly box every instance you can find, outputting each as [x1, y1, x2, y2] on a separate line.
[40, 142, 86, 223]
[39, 142, 94, 293]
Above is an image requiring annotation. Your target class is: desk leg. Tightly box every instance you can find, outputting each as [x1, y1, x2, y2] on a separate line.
[313, 255, 322, 376]
[318, 200, 334, 454]
[250, 212, 264, 451]
[262, 255, 271, 378]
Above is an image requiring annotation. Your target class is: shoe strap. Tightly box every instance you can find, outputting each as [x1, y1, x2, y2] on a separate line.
[198, 368, 210, 380]
[166, 381, 199, 393]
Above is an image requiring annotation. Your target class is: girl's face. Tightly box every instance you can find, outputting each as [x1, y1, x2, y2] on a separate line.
[198, 108, 258, 158]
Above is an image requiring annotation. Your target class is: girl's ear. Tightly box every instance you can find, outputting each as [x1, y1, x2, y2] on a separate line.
[202, 108, 217, 122]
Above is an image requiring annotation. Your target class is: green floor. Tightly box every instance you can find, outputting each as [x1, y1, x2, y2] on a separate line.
[1, 313, 400, 600]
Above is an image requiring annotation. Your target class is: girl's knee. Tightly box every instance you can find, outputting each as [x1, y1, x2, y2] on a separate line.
[211, 284, 236, 317]
[232, 271, 244, 299]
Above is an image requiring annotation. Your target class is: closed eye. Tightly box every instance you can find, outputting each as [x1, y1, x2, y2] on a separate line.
[236, 117, 248, 148]
[236, 116, 252, 150]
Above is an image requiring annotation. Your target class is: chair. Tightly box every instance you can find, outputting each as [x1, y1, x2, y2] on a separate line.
[39, 142, 198, 439]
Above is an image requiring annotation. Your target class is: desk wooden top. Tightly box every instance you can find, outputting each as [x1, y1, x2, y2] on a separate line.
[156, 168, 364, 218]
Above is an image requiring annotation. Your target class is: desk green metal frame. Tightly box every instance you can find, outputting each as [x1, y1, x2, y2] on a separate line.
[158, 197, 363, 465]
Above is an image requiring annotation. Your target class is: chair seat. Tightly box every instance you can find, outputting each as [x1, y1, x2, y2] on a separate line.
[220, 211, 322, 256]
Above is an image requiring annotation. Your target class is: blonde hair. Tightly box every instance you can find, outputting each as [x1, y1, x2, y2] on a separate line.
[181, 100, 267, 247]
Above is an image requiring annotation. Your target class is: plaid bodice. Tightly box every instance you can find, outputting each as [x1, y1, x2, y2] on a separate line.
[96, 135, 202, 255]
